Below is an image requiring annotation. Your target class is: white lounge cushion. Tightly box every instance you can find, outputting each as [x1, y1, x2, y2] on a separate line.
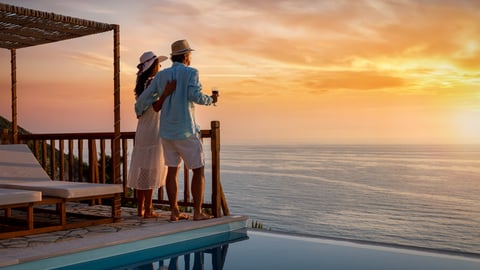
[0, 181, 123, 199]
[0, 188, 42, 206]
[0, 144, 123, 199]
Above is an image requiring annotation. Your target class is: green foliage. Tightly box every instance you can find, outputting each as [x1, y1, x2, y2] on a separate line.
[122, 199, 137, 208]
[0, 115, 30, 135]
[203, 207, 213, 215]
[250, 220, 272, 230]
[98, 155, 114, 184]
[251, 220, 264, 229]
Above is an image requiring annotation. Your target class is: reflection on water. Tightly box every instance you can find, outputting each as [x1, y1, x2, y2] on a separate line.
[153, 244, 229, 270]
[58, 230, 248, 270]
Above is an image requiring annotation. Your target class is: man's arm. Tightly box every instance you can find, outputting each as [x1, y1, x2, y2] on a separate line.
[188, 69, 215, 105]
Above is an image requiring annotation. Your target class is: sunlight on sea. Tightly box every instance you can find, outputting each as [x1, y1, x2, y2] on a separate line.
[214, 144, 480, 255]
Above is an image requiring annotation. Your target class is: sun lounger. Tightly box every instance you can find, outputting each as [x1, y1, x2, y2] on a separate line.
[0, 144, 123, 238]
[0, 188, 42, 238]
[0, 188, 42, 206]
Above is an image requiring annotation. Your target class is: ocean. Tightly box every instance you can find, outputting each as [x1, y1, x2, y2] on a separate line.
[203, 144, 480, 255]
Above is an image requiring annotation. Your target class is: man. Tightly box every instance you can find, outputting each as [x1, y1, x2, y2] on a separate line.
[135, 39, 217, 221]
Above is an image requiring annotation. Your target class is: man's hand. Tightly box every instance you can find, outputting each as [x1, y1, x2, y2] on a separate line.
[211, 90, 219, 105]
[211, 94, 218, 104]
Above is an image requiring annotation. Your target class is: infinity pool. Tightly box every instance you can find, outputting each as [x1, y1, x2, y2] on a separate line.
[6, 229, 480, 270]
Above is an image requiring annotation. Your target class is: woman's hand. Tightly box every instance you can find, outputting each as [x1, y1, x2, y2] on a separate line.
[153, 80, 177, 112]
[163, 79, 177, 97]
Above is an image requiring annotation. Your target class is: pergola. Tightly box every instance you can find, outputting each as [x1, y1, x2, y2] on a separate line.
[0, 3, 121, 184]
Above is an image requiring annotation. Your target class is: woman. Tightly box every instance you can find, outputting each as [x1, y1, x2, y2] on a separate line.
[128, 51, 176, 218]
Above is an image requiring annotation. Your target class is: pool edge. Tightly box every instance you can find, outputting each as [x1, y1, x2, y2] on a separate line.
[0, 215, 248, 268]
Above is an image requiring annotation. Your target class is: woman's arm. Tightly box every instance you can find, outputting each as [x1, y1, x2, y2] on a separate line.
[152, 80, 177, 112]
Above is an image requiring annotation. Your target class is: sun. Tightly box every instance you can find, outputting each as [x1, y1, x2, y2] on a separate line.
[451, 110, 480, 143]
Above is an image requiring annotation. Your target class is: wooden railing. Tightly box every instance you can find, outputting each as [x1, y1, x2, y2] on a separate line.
[1, 121, 229, 217]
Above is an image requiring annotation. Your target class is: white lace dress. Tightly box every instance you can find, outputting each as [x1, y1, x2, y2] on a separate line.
[127, 106, 167, 190]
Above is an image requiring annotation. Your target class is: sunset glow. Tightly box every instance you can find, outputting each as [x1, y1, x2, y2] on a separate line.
[1, 0, 479, 144]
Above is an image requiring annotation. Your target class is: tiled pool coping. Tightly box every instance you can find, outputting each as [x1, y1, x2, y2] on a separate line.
[0, 205, 247, 268]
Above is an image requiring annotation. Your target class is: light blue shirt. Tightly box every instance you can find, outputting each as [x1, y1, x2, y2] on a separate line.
[135, 62, 213, 140]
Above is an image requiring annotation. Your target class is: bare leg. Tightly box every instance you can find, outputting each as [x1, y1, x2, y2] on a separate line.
[166, 166, 179, 212]
[144, 189, 161, 218]
[136, 189, 145, 217]
[192, 167, 212, 221]
[166, 166, 189, 221]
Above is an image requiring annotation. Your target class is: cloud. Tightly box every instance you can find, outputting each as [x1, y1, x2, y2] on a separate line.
[196, 0, 480, 71]
[67, 52, 112, 71]
[3, 0, 480, 143]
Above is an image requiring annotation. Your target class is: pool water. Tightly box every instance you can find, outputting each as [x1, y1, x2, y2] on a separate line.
[9, 230, 480, 270]
[227, 231, 480, 270]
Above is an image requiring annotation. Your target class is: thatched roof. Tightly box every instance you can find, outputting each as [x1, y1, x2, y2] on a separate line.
[0, 3, 116, 49]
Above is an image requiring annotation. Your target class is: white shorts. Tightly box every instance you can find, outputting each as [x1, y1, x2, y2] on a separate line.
[161, 133, 205, 169]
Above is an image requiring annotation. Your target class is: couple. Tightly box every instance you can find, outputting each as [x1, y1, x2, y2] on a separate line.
[127, 39, 218, 221]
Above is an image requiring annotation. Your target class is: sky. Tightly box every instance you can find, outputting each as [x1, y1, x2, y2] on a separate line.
[1, 0, 479, 145]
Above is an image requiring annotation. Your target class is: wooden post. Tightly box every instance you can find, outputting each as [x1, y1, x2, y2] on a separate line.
[100, 139, 106, 183]
[88, 139, 99, 183]
[211, 121, 222, 217]
[78, 140, 83, 181]
[112, 24, 122, 220]
[211, 121, 230, 216]
[59, 140, 65, 180]
[122, 138, 128, 186]
[50, 140, 56, 179]
[11, 49, 18, 144]
[184, 165, 190, 203]
[112, 24, 121, 186]
[68, 140, 74, 181]
[42, 140, 47, 170]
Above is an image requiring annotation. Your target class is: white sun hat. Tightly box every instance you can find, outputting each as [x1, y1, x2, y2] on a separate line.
[137, 51, 168, 75]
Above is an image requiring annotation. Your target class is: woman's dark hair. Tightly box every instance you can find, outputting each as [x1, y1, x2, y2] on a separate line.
[134, 58, 159, 97]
